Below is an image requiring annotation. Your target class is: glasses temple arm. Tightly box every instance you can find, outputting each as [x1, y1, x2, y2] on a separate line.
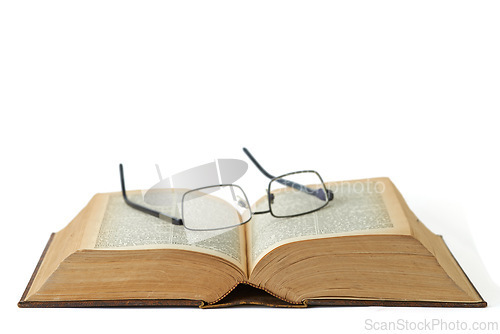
[119, 164, 183, 225]
[242, 147, 276, 179]
[277, 178, 334, 201]
[242, 148, 334, 201]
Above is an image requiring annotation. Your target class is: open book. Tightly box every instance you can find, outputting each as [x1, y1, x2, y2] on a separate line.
[19, 178, 486, 308]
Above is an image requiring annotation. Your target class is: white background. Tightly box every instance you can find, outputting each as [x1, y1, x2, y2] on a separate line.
[1, 1, 499, 333]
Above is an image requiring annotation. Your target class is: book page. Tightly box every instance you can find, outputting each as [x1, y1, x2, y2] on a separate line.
[247, 178, 410, 271]
[94, 191, 246, 272]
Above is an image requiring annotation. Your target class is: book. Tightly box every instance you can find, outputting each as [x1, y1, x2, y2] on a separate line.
[18, 177, 486, 308]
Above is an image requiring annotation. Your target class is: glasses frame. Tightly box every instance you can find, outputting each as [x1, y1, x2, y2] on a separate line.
[119, 148, 334, 230]
[267, 170, 330, 218]
[181, 184, 253, 231]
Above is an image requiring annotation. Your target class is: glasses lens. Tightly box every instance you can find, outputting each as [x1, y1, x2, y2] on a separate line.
[269, 171, 329, 217]
[182, 185, 252, 231]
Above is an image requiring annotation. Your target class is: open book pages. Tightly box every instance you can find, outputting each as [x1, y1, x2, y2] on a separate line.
[94, 192, 246, 270]
[246, 178, 411, 270]
[93, 178, 409, 275]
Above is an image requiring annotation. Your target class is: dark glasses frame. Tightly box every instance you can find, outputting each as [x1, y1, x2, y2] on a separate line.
[119, 148, 334, 229]
[266, 170, 330, 218]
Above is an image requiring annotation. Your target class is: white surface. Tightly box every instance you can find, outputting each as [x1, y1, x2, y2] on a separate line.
[1, 1, 499, 333]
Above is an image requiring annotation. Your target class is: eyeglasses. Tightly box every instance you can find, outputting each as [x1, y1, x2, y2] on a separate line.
[119, 148, 334, 231]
